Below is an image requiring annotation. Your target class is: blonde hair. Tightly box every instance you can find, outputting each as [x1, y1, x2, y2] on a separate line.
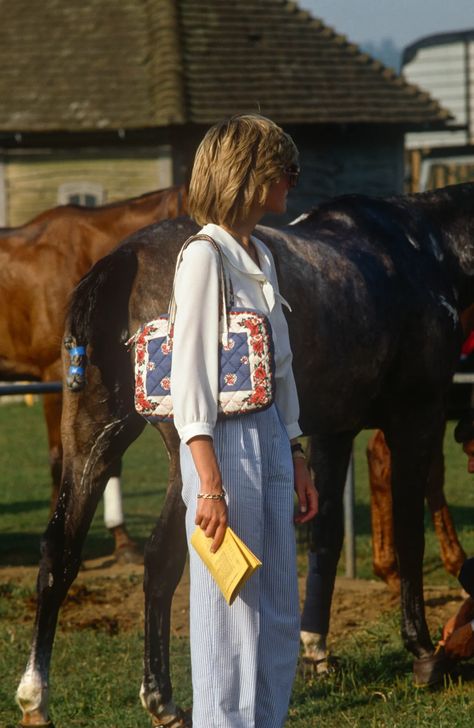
[188, 113, 299, 227]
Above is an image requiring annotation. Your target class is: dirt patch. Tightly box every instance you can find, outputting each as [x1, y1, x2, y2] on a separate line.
[1, 558, 464, 644]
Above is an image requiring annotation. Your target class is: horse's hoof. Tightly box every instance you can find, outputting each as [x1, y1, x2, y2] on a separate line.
[413, 647, 448, 687]
[299, 630, 337, 677]
[150, 707, 192, 727]
[17, 721, 54, 728]
[300, 653, 338, 677]
[114, 542, 143, 565]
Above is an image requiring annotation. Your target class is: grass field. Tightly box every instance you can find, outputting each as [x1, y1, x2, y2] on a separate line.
[1, 401, 474, 726]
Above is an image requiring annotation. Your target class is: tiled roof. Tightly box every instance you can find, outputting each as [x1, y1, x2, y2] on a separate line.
[0, 0, 449, 132]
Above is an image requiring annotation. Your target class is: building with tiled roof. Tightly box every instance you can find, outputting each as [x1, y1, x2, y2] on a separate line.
[0, 0, 450, 225]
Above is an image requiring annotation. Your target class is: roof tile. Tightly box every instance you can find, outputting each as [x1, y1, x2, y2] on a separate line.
[0, 0, 449, 132]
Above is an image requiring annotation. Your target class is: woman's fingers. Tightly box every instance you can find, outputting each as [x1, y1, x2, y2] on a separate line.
[210, 521, 228, 553]
[307, 483, 319, 518]
[442, 615, 457, 642]
[195, 500, 228, 551]
[294, 460, 319, 523]
[297, 488, 318, 523]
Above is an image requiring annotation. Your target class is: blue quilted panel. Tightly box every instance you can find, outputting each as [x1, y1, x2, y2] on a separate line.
[145, 336, 172, 396]
[144, 332, 254, 397]
[219, 333, 252, 391]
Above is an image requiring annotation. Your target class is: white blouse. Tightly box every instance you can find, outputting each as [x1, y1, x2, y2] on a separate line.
[170, 223, 302, 443]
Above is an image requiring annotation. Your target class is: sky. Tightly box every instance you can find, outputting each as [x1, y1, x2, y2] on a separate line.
[297, 0, 474, 50]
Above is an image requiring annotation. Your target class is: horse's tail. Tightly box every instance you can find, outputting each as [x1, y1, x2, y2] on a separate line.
[64, 247, 138, 392]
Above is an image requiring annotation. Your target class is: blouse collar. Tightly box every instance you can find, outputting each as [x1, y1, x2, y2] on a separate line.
[200, 223, 286, 313]
[201, 223, 269, 279]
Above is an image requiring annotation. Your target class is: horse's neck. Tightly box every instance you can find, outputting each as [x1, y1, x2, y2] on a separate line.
[0, 222, 45, 247]
[107, 186, 186, 237]
[70, 186, 186, 265]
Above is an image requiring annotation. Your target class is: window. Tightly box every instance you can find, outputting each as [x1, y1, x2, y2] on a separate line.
[58, 182, 105, 207]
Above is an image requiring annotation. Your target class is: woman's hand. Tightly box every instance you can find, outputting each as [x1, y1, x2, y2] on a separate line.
[188, 435, 228, 552]
[293, 457, 318, 524]
[440, 597, 474, 647]
[444, 623, 474, 659]
[195, 496, 228, 553]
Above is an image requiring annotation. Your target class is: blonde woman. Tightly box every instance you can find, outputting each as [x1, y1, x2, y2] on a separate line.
[170, 114, 318, 728]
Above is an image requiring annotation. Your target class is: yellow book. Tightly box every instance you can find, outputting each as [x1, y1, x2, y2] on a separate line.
[190, 526, 262, 605]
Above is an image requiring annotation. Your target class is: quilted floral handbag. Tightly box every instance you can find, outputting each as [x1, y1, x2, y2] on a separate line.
[127, 235, 275, 424]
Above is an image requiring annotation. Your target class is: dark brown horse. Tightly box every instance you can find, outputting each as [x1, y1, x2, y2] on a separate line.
[0, 185, 187, 556]
[16, 183, 474, 726]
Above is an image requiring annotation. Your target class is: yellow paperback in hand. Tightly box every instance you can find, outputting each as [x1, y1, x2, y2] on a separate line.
[191, 526, 262, 605]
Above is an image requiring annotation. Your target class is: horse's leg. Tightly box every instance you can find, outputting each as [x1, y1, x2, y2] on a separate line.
[42, 368, 141, 563]
[103, 459, 143, 564]
[385, 406, 446, 684]
[366, 429, 400, 593]
[368, 428, 465, 587]
[425, 445, 466, 577]
[41, 390, 63, 511]
[141, 424, 189, 726]
[300, 431, 354, 671]
[16, 381, 145, 727]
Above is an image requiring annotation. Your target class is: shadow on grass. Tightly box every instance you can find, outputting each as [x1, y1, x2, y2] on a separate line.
[424, 593, 463, 608]
[445, 504, 474, 532]
[0, 533, 43, 566]
[0, 499, 48, 515]
[0, 530, 149, 567]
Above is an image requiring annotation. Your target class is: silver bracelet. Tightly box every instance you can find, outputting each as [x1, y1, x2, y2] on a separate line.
[197, 489, 227, 501]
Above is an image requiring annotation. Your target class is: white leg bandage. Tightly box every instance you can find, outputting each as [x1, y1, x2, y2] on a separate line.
[103, 476, 124, 529]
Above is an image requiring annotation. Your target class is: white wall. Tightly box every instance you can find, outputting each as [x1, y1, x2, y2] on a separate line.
[404, 39, 473, 149]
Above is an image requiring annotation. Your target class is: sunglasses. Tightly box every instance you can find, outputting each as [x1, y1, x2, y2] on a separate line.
[283, 164, 300, 188]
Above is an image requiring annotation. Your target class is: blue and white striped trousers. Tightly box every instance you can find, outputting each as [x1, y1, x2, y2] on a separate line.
[180, 404, 300, 728]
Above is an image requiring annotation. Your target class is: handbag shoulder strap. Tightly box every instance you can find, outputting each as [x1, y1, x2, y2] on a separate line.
[167, 233, 233, 335]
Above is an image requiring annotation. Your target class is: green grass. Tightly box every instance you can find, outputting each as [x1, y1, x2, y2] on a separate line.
[0, 401, 170, 565]
[0, 619, 192, 728]
[289, 611, 474, 727]
[1, 401, 474, 726]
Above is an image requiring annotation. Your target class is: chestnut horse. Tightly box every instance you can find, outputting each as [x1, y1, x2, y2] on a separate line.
[16, 184, 474, 726]
[0, 185, 187, 556]
[367, 428, 466, 593]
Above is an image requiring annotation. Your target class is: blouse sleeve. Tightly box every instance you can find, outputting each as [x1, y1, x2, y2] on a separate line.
[170, 241, 221, 443]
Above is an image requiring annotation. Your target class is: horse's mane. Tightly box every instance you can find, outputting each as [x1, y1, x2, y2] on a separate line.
[61, 184, 185, 214]
[297, 182, 474, 226]
[1, 184, 187, 233]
